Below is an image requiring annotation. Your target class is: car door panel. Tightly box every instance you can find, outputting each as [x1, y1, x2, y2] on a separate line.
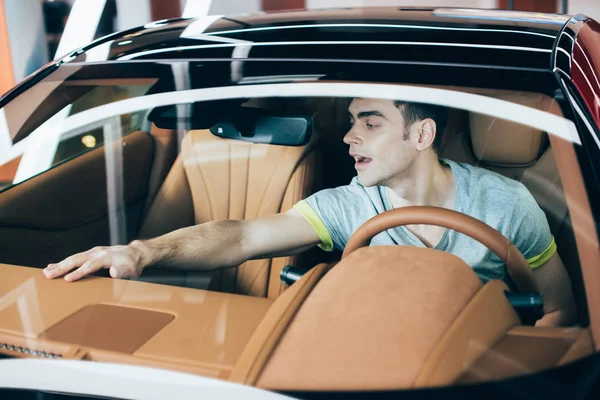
[0, 131, 153, 268]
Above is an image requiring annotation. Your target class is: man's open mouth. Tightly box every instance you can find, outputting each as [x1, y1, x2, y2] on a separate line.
[353, 155, 372, 164]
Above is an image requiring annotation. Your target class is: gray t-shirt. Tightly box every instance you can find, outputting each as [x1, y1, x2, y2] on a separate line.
[294, 159, 556, 282]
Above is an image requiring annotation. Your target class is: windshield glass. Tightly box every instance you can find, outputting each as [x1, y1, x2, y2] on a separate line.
[0, 61, 595, 390]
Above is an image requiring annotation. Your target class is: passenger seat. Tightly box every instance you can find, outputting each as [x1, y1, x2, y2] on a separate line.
[440, 92, 587, 323]
[137, 121, 321, 299]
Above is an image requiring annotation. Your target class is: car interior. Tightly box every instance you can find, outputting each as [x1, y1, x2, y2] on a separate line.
[0, 85, 597, 390]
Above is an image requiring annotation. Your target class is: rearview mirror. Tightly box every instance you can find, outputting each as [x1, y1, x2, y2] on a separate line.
[210, 107, 311, 146]
[148, 102, 312, 146]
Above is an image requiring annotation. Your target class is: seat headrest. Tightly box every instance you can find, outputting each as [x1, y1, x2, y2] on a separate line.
[469, 93, 549, 165]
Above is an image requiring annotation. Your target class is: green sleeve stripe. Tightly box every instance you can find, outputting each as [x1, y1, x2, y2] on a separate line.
[293, 201, 334, 251]
[526, 237, 557, 270]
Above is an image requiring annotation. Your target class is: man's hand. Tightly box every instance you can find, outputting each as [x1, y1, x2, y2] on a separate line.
[43, 242, 148, 282]
[42, 209, 321, 282]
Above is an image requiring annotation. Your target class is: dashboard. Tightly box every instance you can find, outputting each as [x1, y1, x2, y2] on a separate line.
[0, 263, 273, 378]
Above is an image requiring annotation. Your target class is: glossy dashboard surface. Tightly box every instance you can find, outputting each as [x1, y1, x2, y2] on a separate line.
[0, 263, 273, 378]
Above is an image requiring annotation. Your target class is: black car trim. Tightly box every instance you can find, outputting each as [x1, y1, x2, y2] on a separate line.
[67, 57, 549, 73]
[118, 40, 552, 61]
[206, 23, 558, 38]
[0, 63, 59, 108]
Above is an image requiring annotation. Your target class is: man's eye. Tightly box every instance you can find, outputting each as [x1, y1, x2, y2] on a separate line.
[365, 122, 376, 130]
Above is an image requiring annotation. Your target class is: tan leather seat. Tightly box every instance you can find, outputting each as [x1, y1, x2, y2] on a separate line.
[138, 124, 321, 298]
[439, 93, 587, 323]
[229, 246, 521, 389]
[230, 248, 592, 390]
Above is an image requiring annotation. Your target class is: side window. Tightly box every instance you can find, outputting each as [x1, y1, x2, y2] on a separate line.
[51, 109, 147, 165]
[0, 82, 153, 191]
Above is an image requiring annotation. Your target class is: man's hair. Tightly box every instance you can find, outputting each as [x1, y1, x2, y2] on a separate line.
[393, 101, 449, 153]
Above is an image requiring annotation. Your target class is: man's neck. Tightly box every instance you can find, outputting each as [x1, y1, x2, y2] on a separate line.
[386, 155, 456, 209]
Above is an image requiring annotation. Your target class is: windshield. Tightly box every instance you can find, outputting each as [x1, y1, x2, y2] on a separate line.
[0, 60, 596, 392]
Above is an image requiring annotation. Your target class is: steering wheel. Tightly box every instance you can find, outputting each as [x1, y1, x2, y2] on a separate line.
[342, 206, 539, 293]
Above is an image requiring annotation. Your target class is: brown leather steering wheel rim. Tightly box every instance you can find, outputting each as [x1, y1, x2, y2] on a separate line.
[342, 206, 539, 293]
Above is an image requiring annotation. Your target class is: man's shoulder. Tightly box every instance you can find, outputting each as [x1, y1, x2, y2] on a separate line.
[308, 176, 370, 204]
[449, 160, 538, 224]
[316, 176, 364, 192]
[455, 161, 529, 198]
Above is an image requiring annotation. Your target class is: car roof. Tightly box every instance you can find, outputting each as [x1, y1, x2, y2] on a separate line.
[1, 7, 579, 108]
[72, 7, 571, 71]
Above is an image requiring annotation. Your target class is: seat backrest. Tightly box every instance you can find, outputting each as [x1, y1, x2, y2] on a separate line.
[439, 93, 587, 323]
[440, 93, 569, 237]
[139, 126, 321, 298]
[230, 246, 520, 390]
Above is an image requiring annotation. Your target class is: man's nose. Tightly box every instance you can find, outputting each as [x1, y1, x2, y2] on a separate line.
[343, 127, 361, 145]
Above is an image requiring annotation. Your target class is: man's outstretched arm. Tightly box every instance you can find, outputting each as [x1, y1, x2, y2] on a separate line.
[43, 208, 321, 282]
[533, 253, 578, 327]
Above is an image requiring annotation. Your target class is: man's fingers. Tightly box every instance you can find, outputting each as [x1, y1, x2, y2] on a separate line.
[109, 265, 123, 279]
[43, 250, 96, 279]
[43, 246, 136, 282]
[64, 257, 109, 282]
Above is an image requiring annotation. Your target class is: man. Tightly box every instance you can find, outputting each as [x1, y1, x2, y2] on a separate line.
[43, 98, 577, 327]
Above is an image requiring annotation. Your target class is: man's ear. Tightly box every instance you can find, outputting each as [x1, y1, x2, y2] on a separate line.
[416, 118, 437, 151]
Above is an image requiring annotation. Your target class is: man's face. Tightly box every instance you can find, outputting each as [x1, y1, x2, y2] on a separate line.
[344, 98, 418, 187]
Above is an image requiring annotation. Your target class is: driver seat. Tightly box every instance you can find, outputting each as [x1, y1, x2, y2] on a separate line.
[229, 246, 522, 389]
[439, 92, 587, 324]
